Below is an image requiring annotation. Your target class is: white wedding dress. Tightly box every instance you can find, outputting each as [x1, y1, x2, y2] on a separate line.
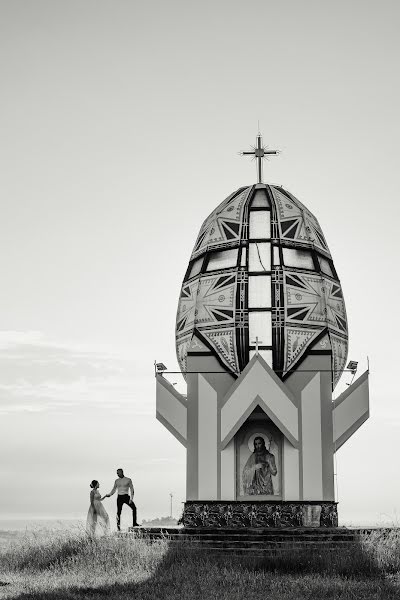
[86, 490, 110, 535]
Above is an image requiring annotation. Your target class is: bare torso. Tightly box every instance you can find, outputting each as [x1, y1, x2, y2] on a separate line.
[111, 477, 133, 496]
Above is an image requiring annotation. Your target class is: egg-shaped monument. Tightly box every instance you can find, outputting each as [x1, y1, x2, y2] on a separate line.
[156, 135, 369, 529]
[176, 182, 348, 389]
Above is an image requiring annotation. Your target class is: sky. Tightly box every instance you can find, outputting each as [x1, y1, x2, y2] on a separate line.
[0, 0, 399, 525]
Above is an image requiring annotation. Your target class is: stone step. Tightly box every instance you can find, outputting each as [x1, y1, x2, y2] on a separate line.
[121, 528, 368, 555]
[134, 527, 367, 536]
[163, 540, 360, 549]
[141, 536, 359, 546]
[127, 534, 363, 549]
[173, 549, 354, 557]
[167, 544, 356, 554]
[164, 545, 361, 557]
[130, 529, 362, 542]
[122, 527, 370, 555]
[182, 527, 367, 536]
[129, 527, 362, 536]
[148, 532, 360, 540]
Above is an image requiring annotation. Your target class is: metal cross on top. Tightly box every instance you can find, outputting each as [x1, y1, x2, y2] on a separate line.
[240, 133, 278, 183]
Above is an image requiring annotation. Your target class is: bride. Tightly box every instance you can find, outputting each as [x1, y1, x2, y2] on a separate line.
[86, 480, 110, 535]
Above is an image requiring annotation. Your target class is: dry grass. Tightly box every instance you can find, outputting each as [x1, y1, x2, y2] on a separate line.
[0, 527, 399, 599]
[362, 528, 400, 573]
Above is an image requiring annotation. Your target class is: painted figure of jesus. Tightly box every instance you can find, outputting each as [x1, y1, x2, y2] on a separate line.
[243, 436, 277, 495]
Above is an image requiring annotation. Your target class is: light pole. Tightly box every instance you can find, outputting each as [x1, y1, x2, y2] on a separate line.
[169, 493, 173, 518]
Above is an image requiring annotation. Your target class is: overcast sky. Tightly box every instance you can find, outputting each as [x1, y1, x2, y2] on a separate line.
[0, 0, 399, 525]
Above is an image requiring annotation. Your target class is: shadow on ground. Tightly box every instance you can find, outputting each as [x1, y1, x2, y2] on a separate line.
[3, 533, 400, 600]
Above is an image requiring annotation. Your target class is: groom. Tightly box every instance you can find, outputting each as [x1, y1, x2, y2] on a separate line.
[104, 468, 139, 530]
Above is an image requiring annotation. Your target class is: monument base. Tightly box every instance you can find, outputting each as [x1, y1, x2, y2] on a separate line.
[182, 501, 338, 528]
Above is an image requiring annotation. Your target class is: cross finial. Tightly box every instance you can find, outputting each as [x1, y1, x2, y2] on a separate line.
[251, 337, 261, 354]
[240, 133, 278, 183]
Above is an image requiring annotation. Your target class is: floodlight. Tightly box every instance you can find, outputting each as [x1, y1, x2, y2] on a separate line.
[346, 360, 358, 374]
[156, 363, 168, 372]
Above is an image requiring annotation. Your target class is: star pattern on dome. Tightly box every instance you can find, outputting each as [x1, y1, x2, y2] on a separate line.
[285, 272, 347, 335]
[176, 279, 199, 334]
[194, 274, 235, 325]
[191, 187, 251, 259]
[176, 273, 238, 374]
[281, 271, 348, 382]
[271, 187, 330, 255]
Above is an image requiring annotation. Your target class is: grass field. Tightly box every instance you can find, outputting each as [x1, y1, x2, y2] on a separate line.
[0, 527, 400, 599]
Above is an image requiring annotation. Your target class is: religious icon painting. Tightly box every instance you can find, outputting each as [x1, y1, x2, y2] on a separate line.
[236, 419, 282, 499]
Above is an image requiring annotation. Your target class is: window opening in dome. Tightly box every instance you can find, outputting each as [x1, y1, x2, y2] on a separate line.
[188, 257, 203, 279]
[273, 246, 281, 266]
[318, 255, 335, 278]
[282, 248, 314, 270]
[250, 189, 270, 208]
[249, 275, 271, 307]
[249, 312, 272, 346]
[249, 211, 271, 239]
[206, 248, 239, 272]
[240, 247, 247, 267]
[249, 243, 271, 271]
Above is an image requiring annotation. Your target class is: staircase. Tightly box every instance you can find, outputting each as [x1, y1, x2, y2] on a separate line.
[126, 527, 370, 557]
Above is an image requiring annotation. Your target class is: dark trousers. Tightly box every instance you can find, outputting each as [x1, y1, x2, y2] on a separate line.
[116, 494, 137, 529]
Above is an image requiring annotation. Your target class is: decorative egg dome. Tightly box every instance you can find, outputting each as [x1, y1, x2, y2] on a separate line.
[176, 152, 348, 389]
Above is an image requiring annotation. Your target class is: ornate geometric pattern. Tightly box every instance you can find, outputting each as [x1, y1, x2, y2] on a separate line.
[282, 271, 348, 377]
[176, 272, 239, 374]
[176, 337, 191, 374]
[285, 272, 347, 335]
[331, 333, 349, 389]
[191, 187, 251, 259]
[176, 279, 200, 334]
[235, 271, 249, 370]
[270, 186, 331, 256]
[182, 501, 338, 528]
[285, 327, 322, 372]
[201, 328, 237, 372]
[177, 274, 235, 330]
[176, 183, 349, 388]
